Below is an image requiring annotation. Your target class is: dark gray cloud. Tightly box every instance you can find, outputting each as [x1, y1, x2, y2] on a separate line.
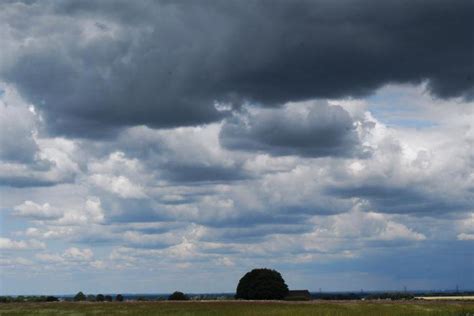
[0, 175, 57, 188]
[160, 163, 249, 183]
[112, 126, 250, 183]
[220, 103, 367, 157]
[327, 184, 473, 215]
[1, 0, 472, 137]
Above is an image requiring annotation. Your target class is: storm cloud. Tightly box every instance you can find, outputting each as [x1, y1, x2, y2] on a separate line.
[1, 0, 473, 137]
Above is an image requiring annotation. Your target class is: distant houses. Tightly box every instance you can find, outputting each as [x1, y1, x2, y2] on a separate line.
[285, 290, 312, 301]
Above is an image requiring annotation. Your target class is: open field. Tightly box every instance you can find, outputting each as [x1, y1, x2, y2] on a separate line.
[416, 296, 474, 301]
[1, 301, 474, 316]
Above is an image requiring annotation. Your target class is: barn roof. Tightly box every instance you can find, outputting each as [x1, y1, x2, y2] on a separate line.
[287, 290, 311, 297]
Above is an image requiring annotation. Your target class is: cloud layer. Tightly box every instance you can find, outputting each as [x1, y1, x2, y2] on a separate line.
[0, 0, 473, 294]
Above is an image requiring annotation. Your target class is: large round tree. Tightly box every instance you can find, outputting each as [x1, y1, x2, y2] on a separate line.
[236, 268, 289, 300]
[168, 291, 189, 301]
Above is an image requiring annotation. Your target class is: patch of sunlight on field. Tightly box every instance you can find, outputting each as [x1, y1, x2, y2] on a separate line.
[0, 301, 473, 316]
[416, 296, 474, 301]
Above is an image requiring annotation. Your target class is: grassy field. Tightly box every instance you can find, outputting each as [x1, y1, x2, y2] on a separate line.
[1, 301, 474, 316]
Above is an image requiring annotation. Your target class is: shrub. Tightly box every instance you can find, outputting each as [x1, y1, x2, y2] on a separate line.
[0, 296, 13, 303]
[115, 294, 124, 302]
[104, 295, 113, 302]
[96, 294, 105, 302]
[46, 296, 59, 302]
[236, 268, 289, 300]
[168, 291, 189, 301]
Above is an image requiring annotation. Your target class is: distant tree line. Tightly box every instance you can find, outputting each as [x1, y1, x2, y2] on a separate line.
[0, 291, 191, 303]
[2, 268, 471, 303]
[0, 293, 124, 303]
[0, 296, 59, 303]
[73, 292, 122, 302]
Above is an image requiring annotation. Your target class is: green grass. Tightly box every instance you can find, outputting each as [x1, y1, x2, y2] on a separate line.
[0, 301, 473, 316]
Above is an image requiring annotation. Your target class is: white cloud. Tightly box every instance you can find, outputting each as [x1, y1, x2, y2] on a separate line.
[378, 220, 426, 241]
[89, 174, 146, 199]
[457, 233, 474, 241]
[215, 256, 235, 267]
[14, 197, 105, 228]
[13, 201, 62, 220]
[0, 237, 45, 250]
[63, 247, 94, 261]
[87, 151, 147, 198]
[0, 257, 33, 267]
[329, 210, 426, 241]
[36, 247, 96, 266]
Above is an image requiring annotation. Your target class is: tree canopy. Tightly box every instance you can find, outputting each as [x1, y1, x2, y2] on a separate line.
[236, 268, 289, 300]
[168, 291, 189, 301]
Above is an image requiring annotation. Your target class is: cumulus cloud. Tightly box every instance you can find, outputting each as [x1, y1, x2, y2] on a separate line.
[63, 247, 93, 261]
[0, 85, 81, 187]
[35, 247, 102, 269]
[13, 201, 62, 220]
[0, 237, 45, 250]
[324, 107, 474, 215]
[12, 197, 105, 238]
[457, 213, 474, 241]
[89, 174, 146, 199]
[327, 209, 426, 242]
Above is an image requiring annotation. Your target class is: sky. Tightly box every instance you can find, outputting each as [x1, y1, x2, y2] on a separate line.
[0, 0, 473, 295]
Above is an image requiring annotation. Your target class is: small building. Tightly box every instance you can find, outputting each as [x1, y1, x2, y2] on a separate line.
[285, 290, 312, 301]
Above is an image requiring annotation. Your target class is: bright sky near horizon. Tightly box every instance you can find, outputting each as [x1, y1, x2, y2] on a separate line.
[0, 0, 473, 295]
